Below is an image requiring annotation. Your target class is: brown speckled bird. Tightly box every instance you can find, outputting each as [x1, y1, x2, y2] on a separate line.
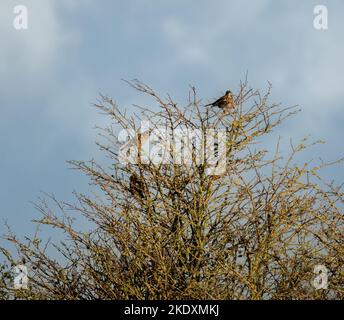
[129, 173, 145, 199]
[205, 90, 235, 110]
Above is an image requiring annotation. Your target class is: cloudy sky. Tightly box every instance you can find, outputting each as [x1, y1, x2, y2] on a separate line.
[0, 0, 343, 237]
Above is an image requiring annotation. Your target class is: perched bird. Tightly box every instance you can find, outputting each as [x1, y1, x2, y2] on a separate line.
[129, 173, 145, 199]
[122, 129, 153, 164]
[205, 90, 235, 110]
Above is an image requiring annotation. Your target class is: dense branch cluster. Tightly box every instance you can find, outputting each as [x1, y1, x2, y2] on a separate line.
[1, 79, 343, 299]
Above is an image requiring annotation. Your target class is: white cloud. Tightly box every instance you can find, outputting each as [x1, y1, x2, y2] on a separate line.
[0, 0, 95, 95]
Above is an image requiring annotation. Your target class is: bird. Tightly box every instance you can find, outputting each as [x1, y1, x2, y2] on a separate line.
[129, 173, 145, 199]
[123, 129, 153, 164]
[205, 90, 235, 110]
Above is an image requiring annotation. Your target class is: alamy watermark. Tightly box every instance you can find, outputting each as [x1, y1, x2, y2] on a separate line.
[13, 5, 28, 30]
[313, 5, 328, 30]
[313, 264, 328, 290]
[13, 264, 28, 290]
[118, 121, 227, 176]
[10, 4, 330, 31]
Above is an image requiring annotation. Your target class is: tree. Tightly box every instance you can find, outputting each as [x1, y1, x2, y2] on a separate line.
[1, 79, 343, 300]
